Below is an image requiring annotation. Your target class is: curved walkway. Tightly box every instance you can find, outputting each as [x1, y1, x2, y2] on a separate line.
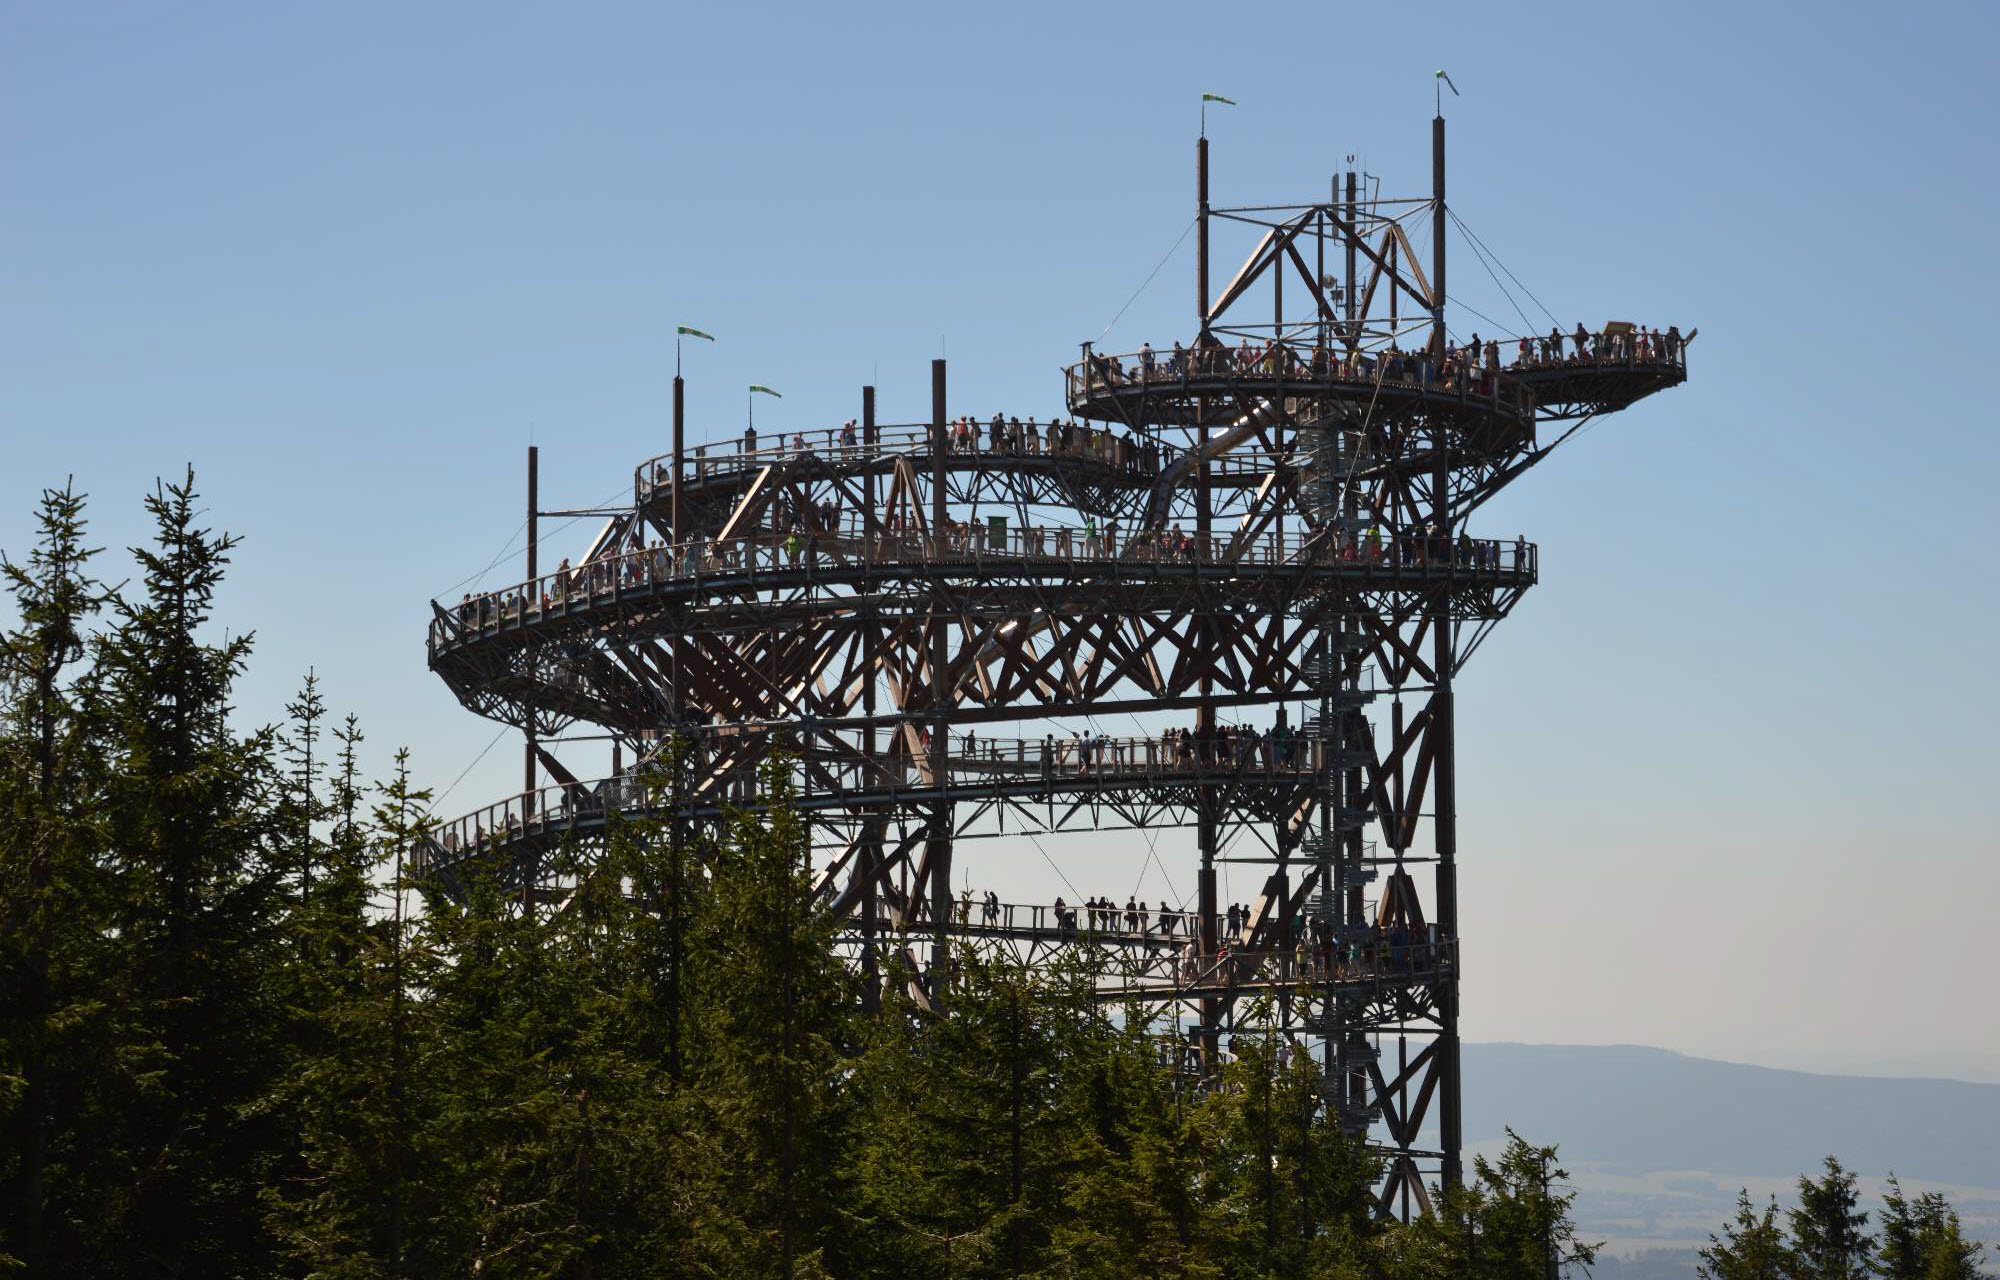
[878, 906, 1456, 1007]
[418, 730, 1347, 876]
[430, 525, 1537, 659]
[633, 420, 1275, 507]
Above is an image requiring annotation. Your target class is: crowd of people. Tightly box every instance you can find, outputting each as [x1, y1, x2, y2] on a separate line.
[1006, 722, 1321, 778]
[1512, 322, 1685, 368]
[441, 512, 1530, 644]
[640, 415, 1177, 496]
[935, 413, 1170, 476]
[1079, 323, 1683, 399]
[953, 888, 1446, 989]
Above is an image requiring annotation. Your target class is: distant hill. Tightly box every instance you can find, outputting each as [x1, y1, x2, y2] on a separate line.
[1456, 1043, 2000, 1266]
[1463, 1042, 2000, 1190]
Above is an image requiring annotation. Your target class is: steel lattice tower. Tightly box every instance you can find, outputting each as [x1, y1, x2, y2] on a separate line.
[417, 115, 1687, 1214]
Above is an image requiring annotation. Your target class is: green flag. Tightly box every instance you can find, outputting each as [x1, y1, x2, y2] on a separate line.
[749, 385, 781, 398]
[1202, 93, 1236, 105]
[677, 326, 715, 341]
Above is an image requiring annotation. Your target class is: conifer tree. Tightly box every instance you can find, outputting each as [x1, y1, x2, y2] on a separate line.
[1040, 998, 1213, 1278]
[1698, 1190, 1791, 1280]
[83, 470, 292, 1275]
[1877, 1174, 1988, 1280]
[280, 670, 328, 902]
[1787, 1157, 1873, 1280]
[265, 744, 439, 1278]
[1468, 1131, 1598, 1280]
[0, 481, 112, 1274]
[685, 758, 857, 1279]
[846, 949, 1074, 1277]
[1378, 1131, 1596, 1280]
[1191, 1007, 1380, 1280]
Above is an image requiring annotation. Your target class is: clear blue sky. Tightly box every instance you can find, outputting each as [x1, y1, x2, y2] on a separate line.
[5, 1, 1995, 1079]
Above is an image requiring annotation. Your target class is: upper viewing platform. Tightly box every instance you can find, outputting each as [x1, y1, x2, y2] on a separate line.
[1065, 325, 1686, 429]
[1501, 323, 1691, 419]
[1059, 120, 1692, 441]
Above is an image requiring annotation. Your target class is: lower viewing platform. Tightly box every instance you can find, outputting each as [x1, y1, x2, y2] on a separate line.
[828, 889, 1454, 1011]
[416, 728, 1351, 878]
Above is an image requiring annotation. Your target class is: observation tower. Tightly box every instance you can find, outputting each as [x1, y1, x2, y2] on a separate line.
[418, 112, 1688, 1215]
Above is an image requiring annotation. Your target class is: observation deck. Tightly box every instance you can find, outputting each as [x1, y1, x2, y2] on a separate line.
[1065, 328, 1686, 432]
[1065, 340, 1537, 448]
[1503, 334, 1689, 419]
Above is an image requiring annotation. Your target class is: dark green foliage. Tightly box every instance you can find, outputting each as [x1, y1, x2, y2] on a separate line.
[0, 476, 1983, 1279]
[846, 951, 1071, 1276]
[1698, 1191, 1789, 1280]
[1372, 1130, 1597, 1280]
[1788, 1157, 1873, 1280]
[1878, 1174, 1988, 1280]
[0, 481, 114, 1276]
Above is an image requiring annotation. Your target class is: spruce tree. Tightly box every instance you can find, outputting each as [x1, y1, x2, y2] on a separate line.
[85, 470, 292, 1276]
[1188, 1008, 1380, 1280]
[1379, 1131, 1597, 1280]
[0, 481, 113, 1273]
[1698, 1190, 1791, 1280]
[265, 745, 449, 1279]
[846, 950, 1072, 1277]
[280, 670, 329, 903]
[1787, 1157, 1873, 1280]
[1877, 1175, 1988, 1280]
[685, 760, 857, 1279]
[1040, 996, 1213, 1279]
[1467, 1131, 1598, 1280]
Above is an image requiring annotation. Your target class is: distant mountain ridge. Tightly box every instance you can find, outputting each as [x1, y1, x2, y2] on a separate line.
[1462, 1042, 2000, 1190]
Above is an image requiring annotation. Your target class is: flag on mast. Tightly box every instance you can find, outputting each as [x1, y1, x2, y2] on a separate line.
[1200, 92, 1235, 137]
[749, 385, 781, 398]
[674, 325, 714, 375]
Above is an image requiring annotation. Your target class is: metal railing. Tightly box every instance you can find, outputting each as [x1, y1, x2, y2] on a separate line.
[1092, 936, 1456, 998]
[900, 895, 1212, 939]
[887, 902, 1455, 994]
[431, 525, 1536, 652]
[419, 730, 1372, 866]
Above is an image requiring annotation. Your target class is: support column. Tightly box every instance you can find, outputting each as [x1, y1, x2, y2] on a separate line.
[670, 377, 686, 735]
[926, 359, 953, 978]
[671, 375, 685, 537]
[524, 445, 538, 813]
[1344, 170, 1358, 345]
[1196, 394, 1219, 1063]
[1197, 135, 1210, 339]
[1431, 115, 1448, 360]
[1430, 110, 1464, 1192]
[860, 384, 882, 1009]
